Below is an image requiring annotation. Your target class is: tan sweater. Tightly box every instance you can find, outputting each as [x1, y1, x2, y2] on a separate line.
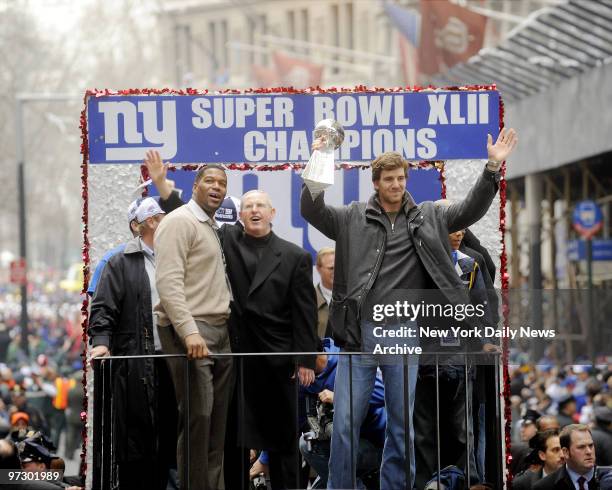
[154, 201, 231, 339]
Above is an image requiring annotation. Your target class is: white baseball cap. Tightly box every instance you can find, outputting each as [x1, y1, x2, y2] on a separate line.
[135, 197, 165, 223]
[127, 198, 143, 223]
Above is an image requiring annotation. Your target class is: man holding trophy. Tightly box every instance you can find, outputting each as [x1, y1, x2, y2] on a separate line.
[300, 120, 517, 489]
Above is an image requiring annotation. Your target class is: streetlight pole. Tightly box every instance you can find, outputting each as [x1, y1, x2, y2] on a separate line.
[15, 98, 28, 354]
[15, 93, 80, 355]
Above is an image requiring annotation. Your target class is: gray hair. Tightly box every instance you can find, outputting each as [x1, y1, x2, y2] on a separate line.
[240, 190, 273, 208]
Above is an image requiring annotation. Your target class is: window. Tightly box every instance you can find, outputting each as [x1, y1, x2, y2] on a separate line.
[287, 10, 295, 40]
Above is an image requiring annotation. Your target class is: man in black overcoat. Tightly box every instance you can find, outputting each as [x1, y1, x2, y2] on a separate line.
[88, 198, 176, 490]
[223, 190, 318, 490]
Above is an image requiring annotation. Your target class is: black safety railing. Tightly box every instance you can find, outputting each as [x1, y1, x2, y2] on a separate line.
[91, 351, 503, 490]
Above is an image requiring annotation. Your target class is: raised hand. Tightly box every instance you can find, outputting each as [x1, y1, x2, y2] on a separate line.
[144, 150, 167, 184]
[486, 128, 518, 171]
[144, 150, 175, 199]
[311, 136, 326, 152]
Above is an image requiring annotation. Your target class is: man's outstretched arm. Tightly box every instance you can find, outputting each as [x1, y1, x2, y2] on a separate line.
[145, 150, 184, 213]
[300, 137, 350, 240]
[444, 128, 518, 232]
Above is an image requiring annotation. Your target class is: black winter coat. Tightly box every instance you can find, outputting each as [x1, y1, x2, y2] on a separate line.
[88, 237, 157, 462]
[300, 167, 500, 350]
[533, 466, 610, 489]
[222, 226, 318, 450]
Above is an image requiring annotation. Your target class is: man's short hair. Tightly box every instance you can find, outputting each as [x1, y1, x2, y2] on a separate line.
[240, 189, 273, 208]
[530, 429, 559, 453]
[536, 414, 560, 431]
[559, 424, 591, 449]
[371, 152, 409, 182]
[194, 164, 226, 185]
[0, 439, 21, 470]
[316, 247, 335, 267]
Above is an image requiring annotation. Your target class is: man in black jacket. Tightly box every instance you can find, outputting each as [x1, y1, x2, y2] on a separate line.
[301, 129, 517, 490]
[88, 198, 176, 490]
[224, 190, 318, 490]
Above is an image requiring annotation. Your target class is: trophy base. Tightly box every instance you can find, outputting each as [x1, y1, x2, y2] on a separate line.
[301, 149, 335, 200]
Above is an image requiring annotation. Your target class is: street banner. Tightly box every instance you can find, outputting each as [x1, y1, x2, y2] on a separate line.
[419, 0, 487, 75]
[87, 90, 499, 163]
[272, 51, 324, 87]
[9, 258, 26, 286]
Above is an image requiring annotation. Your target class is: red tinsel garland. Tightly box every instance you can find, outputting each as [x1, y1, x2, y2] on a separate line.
[139, 160, 439, 183]
[437, 162, 447, 199]
[81, 84, 507, 484]
[79, 94, 90, 478]
[497, 97, 513, 488]
[84, 84, 498, 99]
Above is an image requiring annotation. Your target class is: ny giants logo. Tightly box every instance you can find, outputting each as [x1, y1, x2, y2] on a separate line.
[98, 100, 177, 161]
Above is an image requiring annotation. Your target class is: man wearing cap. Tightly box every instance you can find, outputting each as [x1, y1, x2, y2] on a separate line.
[19, 438, 54, 473]
[1, 439, 70, 490]
[10, 411, 30, 430]
[511, 409, 543, 476]
[86, 197, 141, 296]
[18, 437, 83, 489]
[89, 197, 175, 490]
[558, 396, 578, 429]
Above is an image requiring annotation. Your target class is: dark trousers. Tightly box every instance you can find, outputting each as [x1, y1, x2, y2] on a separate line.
[414, 369, 478, 489]
[155, 355, 178, 490]
[118, 460, 156, 490]
[268, 447, 299, 490]
[224, 362, 250, 490]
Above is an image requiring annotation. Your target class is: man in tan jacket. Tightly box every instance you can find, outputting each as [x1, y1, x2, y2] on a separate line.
[154, 162, 233, 490]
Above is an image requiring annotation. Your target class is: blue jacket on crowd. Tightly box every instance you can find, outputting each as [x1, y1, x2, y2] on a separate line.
[302, 338, 386, 448]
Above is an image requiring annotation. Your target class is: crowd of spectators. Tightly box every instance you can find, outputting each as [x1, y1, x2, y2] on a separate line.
[0, 280, 85, 488]
[508, 353, 612, 484]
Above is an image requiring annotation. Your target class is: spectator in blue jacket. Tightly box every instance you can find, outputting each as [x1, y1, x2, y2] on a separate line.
[299, 338, 385, 489]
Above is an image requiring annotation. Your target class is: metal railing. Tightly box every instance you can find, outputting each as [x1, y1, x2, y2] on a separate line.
[91, 351, 503, 490]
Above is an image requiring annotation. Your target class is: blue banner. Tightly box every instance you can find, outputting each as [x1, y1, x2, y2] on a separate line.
[87, 91, 499, 164]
